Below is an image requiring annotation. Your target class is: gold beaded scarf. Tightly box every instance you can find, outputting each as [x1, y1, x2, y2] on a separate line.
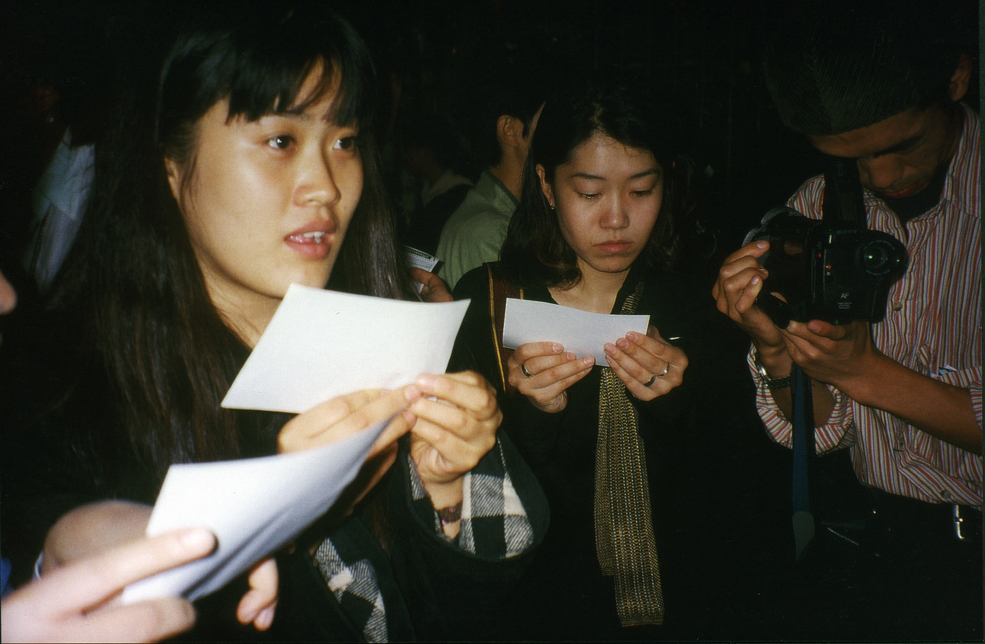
[595, 280, 665, 626]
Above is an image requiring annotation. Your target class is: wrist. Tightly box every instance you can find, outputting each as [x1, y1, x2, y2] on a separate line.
[530, 391, 568, 414]
[436, 502, 463, 527]
[753, 346, 794, 391]
[425, 479, 464, 538]
[421, 477, 464, 514]
[832, 349, 888, 406]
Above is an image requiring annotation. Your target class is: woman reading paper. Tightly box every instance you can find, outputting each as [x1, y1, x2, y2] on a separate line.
[0, 3, 544, 641]
[451, 75, 776, 641]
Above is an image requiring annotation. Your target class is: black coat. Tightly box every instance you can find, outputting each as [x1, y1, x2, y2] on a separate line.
[0, 309, 548, 642]
[451, 261, 791, 641]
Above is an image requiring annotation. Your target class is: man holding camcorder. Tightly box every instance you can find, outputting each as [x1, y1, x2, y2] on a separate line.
[714, 1, 980, 640]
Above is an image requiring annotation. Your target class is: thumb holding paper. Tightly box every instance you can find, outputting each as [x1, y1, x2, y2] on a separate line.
[277, 387, 421, 455]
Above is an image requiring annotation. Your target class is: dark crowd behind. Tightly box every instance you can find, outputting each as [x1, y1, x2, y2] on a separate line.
[0, 1, 979, 642]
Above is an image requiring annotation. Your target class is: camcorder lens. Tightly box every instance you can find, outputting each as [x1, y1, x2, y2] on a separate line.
[862, 241, 892, 275]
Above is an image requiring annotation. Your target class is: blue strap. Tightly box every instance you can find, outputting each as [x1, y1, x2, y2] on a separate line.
[791, 364, 816, 561]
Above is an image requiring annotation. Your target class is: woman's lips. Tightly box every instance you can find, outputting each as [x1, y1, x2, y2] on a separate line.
[285, 223, 334, 260]
[595, 240, 634, 254]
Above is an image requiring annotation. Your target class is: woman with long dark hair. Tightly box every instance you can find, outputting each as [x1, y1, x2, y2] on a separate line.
[0, 3, 544, 641]
[451, 75, 776, 641]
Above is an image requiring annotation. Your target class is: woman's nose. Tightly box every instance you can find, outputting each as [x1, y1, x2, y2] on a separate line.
[296, 150, 341, 206]
[600, 196, 630, 229]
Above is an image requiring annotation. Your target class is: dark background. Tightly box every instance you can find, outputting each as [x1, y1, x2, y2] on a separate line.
[0, 3, 979, 639]
[2, 0, 979, 261]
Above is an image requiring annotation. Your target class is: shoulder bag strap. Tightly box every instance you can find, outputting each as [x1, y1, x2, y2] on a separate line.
[486, 262, 522, 394]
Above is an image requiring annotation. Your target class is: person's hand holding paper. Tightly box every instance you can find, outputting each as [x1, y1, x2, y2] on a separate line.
[125, 286, 472, 604]
[501, 297, 683, 410]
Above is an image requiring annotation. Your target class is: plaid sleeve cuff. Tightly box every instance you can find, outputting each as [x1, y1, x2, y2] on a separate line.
[407, 437, 534, 559]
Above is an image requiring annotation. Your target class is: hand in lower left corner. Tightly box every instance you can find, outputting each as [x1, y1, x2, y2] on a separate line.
[236, 556, 278, 631]
[1, 527, 216, 643]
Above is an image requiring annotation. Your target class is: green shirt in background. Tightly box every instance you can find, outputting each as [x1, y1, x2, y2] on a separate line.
[435, 170, 518, 289]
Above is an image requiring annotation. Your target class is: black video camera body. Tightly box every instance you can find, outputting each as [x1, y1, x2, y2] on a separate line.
[746, 158, 908, 327]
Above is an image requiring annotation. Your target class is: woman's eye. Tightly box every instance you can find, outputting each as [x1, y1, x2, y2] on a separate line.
[579, 192, 601, 200]
[334, 136, 358, 152]
[632, 189, 655, 197]
[267, 135, 294, 150]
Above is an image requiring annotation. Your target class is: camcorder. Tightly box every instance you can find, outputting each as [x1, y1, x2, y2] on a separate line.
[745, 156, 908, 326]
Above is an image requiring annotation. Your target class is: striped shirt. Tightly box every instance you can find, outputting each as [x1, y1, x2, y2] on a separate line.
[753, 103, 982, 507]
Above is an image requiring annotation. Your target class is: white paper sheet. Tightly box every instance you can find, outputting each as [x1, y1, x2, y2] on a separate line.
[404, 246, 442, 295]
[122, 285, 472, 602]
[403, 245, 440, 272]
[502, 298, 649, 363]
[122, 422, 384, 603]
[222, 284, 470, 413]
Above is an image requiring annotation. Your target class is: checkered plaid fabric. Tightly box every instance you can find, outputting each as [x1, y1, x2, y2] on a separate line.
[407, 437, 534, 558]
[313, 438, 533, 641]
[313, 537, 389, 643]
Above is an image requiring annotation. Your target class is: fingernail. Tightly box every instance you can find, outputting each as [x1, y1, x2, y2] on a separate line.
[180, 528, 216, 553]
[750, 275, 761, 285]
[626, 331, 639, 341]
[616, 338, 629, 350]
[241, 603, 260, 624]
[756, 240, 769, 248]
[415, 374, 437, 388]
[256, 605, 276, 630]
[583, 356, 595, 366]
[552, 343, 563, 353]
[404, 385, 421, 401]
[565, 352, 576, 361]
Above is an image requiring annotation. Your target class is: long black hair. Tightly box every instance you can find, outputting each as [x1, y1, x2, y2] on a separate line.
[48, 1, 414, 476]
[500, 74, 707, 289]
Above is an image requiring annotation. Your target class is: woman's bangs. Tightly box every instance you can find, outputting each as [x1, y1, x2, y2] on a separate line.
[225, 41, 371, 128]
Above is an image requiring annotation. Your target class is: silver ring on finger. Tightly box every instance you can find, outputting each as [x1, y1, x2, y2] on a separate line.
[643, 373, 657, 387]
[521, 362, 533, 378]
[656, 363, 671, 378]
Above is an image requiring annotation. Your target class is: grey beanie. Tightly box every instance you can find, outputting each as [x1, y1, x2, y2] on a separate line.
[763, 1, 959, 136]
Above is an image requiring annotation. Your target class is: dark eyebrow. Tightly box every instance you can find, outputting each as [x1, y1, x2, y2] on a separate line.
[872, 135, 921, 158]
[571, 168, 661, 181]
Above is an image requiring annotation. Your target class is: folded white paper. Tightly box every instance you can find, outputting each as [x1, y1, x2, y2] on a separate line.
[222, 285, 470, 413]
[404, 246, 441, 295]
[404, 245, 440, 272]
[122, 286, 472, 602]
[122, 421, 384, 603]
[502, 298, 649, 363]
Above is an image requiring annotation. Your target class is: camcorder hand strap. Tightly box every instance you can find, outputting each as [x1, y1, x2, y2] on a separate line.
[791, 364, 817, 562]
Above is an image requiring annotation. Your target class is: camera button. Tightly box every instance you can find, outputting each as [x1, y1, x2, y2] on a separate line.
[891, 301, 903, 311]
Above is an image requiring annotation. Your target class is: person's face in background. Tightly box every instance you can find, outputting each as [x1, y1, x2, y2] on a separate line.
[537, 132, 662, 280]
[0, 269, 16, 347]
[0, 270, 16, 316]
[808, 103, 961, 199]
[164, 65, 363, 329]
[807, 55, 971, 200]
